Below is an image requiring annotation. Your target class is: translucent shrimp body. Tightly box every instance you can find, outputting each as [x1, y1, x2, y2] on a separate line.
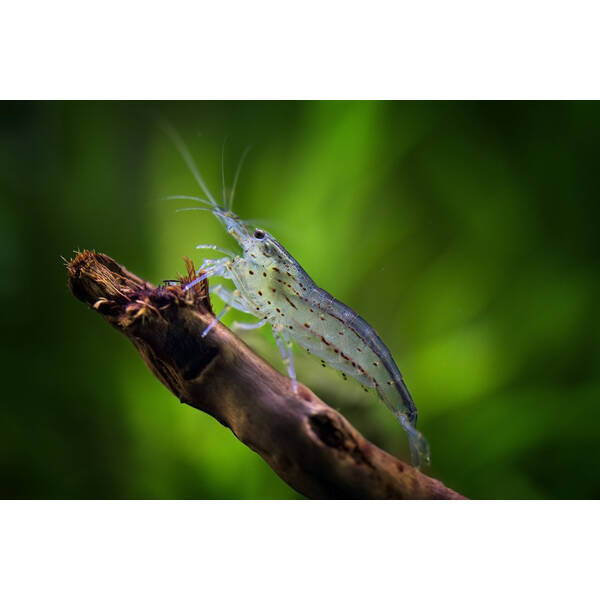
[164, 133, 430, 467]
[178, 200, 430, 468]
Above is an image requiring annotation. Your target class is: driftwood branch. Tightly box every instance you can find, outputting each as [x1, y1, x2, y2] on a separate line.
[66, 251, 466, 500]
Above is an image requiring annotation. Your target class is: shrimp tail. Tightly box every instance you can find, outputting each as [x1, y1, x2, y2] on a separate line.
[397, 413, 431, 469]
[376, 370, 429, 467]
[393, 377, 430, 468]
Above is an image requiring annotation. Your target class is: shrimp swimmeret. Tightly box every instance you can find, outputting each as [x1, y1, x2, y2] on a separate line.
[167, 145, 431, 468]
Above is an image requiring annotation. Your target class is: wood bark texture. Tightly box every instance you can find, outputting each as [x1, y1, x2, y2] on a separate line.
[67, 251, 466, 500]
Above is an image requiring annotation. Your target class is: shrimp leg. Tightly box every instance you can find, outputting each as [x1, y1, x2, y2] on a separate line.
[210, 284, 254, 314]
[184, 258, 230, 291]
[210, 284, 267, 331]
[201, 282, 251, 338]
[233, 320, 268, 331]
[201, 304, 233, 338]
[195, 257, 229, 275]
[195, 244, 235, 258]
[273, 327, 298, 394]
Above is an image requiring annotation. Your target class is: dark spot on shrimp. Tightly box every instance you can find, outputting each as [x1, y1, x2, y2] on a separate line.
[309, 308, 314, 313]
[351, 361, 356, 367]
[248, 270, 254, 275]
[334, 349, 339, 354]
[258, 291, 263, 296]
[356, 347, 362, 352]
[388, 381, 394, 386]
[272, 267, 280, 272]
[338, 331, 343, 335]
[250, 253, 256, 259]
[320, 316, 325, 321]
[271, 288, 276, 293]
[341, 352, 350, 361]
[373, 362, 378, 367]
[304, 323, 310, 328]
[285, 297, 297, 309]
[288, 325, 293, 330]
[276, 308, 281, 313]
[267, 300, 272, 304]
[262, 272, 267, 277]
[320, 335, 331, 346]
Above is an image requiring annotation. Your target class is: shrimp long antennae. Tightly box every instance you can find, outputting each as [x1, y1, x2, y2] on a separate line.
[163, 195, 215, 208]
[221, 137, 228, 209]
[244, 217, 279, 229]
[175, 207, 213, 214]
[229, 146, 251, 211]
[158, 119, 218, 207]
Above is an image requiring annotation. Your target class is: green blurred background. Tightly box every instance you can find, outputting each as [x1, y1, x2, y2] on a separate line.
[1, 101, 599, 499]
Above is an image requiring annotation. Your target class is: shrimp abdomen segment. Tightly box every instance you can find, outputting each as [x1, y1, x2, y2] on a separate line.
[289, 311, 377, 389]
[294, 289, 417, 419]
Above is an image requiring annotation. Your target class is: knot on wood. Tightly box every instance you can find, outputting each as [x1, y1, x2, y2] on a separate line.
[309, 412, 347, 449]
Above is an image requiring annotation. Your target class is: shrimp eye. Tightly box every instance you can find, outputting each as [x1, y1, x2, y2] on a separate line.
[253, 229, 266, 240]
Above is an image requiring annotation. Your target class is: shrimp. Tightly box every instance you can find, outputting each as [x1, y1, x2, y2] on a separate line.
[165, 135, 430, 468]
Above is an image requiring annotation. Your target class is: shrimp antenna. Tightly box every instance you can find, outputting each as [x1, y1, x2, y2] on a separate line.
[175, 207, 213, 214]
[221, 136, 228, 210]
[163, 195, 215, 209]
[229, 146, 252, 212]
[157, 118, 218, 207]
[243, 217, 278, 228]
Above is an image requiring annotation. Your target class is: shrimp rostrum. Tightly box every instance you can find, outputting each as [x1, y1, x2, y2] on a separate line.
[169, 148, 430, 468]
